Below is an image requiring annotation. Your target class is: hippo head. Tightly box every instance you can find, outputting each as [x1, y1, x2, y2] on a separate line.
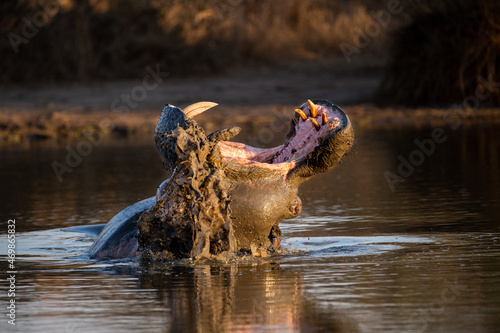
[148, 100, 354, 257]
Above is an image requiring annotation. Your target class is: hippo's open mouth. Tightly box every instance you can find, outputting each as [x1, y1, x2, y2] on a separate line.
[218, 100, 349, 174]
[206, 100, 353, 190]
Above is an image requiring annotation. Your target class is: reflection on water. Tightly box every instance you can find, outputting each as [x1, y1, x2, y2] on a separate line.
[0, 122, 499, 332]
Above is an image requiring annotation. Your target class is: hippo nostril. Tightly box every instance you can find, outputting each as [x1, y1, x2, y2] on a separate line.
[289, 198, 302, 216]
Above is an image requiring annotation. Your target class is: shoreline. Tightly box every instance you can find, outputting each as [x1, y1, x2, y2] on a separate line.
[1, 104, 499, 144]
[1, 64, 499, 144]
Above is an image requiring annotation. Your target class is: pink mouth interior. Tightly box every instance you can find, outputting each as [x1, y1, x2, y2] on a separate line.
[218, 104, 341, 168]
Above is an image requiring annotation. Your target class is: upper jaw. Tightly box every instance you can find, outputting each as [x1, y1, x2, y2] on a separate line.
[216, 99, 353, 184]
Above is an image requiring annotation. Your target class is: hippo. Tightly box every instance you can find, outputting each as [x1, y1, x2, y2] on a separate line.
[89, 100, 354, 260]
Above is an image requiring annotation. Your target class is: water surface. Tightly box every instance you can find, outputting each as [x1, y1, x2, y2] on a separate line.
[1, 121, 499, 332]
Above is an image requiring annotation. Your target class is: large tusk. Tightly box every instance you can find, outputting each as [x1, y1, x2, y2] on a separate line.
[183, 101, 219, 118]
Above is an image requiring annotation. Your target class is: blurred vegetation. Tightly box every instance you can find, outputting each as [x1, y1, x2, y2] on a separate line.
[376, 0, 500, 107]
[2, 0, 499, 108]
[1, 0, 391, 83]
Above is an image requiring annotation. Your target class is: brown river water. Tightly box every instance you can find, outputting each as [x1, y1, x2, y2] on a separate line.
[0, 120, 499, 332]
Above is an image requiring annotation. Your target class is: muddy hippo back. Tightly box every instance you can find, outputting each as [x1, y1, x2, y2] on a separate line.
[89, 198, 155, 259]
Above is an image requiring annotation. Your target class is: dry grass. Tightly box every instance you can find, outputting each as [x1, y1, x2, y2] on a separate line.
[375, 0, 500, 107]
[0, 0, 392, 83]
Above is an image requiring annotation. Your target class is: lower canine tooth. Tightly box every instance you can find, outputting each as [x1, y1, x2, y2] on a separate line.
[308, 100, 317, 118]
[295, 109, 308, 121]
[310, 118, 320, 131]
[183, 101, 218, 118]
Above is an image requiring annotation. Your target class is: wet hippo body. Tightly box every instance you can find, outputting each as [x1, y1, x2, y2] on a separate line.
[89, 100, 354, 260]
[89, 198, 153, 258]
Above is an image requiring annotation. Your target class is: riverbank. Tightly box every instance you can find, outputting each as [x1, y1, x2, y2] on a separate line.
[1, 63, 499, 144]
[2, 104, 499, 144]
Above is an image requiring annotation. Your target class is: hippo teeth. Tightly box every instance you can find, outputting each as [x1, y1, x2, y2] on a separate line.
[183, 101, 219, 118]
[310, 118, 320, 131]
[295, 109, 308, 121]
[308, 99, 317, 118]
[296, 100, 328, 131]
[322, 113, 328, 125]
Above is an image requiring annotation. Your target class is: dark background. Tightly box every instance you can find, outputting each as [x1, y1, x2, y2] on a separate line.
[1, 0, 499, 107]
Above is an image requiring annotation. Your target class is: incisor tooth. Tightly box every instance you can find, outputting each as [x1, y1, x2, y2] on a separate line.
[183, 101, 218, 118]
[295, 109, 308, 121]
[322, 113, 328, 125]
[308, 100, 317, 118]
[310, 118, 320, 131]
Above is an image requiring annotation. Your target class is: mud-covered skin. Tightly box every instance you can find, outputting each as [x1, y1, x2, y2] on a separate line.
[89, 100, 354, 260]
[219, 100, 353, 252]
[138, 113, 237, 260]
